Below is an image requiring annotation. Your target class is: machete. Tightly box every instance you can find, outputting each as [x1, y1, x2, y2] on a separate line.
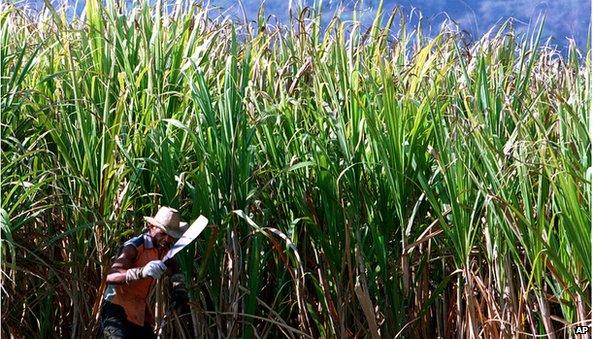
[163, 215, 208, 262]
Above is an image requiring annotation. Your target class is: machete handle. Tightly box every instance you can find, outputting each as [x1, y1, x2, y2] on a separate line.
[164, 257, 175, 268]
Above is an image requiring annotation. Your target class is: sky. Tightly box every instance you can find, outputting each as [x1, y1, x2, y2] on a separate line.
[17, 0, 592, 50]
[212, 0, 590, 50]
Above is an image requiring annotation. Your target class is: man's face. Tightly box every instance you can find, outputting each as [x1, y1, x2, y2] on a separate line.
[149, 226, 174, 250]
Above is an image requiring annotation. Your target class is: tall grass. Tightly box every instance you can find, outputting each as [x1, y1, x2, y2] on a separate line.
[1, 1, 590, 337]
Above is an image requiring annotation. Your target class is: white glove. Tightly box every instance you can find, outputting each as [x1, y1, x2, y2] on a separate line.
[125, 260, 167, 282]
[142, 260, 167, 279]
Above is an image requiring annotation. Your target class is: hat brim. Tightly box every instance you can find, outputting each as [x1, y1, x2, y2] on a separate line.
[144, 216, 188, 238]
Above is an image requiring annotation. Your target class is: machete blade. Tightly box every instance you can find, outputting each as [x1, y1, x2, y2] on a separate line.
[163, 215, 208, 262]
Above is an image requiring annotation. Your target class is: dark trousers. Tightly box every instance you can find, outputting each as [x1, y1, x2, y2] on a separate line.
[100, 301, 156, 339]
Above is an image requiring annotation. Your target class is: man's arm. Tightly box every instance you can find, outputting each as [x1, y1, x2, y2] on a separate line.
[106, 245, 168, 284]
[105, 245, 138, 284]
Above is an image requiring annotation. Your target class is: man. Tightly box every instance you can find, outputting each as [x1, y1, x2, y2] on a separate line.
[100, 206, 190, 338]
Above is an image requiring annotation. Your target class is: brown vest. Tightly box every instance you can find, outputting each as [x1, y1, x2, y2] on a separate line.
[104, 234, 160, 326]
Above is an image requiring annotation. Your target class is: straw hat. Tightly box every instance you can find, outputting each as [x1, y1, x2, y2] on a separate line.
[144, 206, 188, 238]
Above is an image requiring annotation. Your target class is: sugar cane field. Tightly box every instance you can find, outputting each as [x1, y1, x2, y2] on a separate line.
[1, 0, 591, 337]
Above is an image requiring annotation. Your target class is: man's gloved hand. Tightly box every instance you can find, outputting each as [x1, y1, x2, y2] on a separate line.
[125, 260, 167, 283]
[142, 260, 167, 279]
